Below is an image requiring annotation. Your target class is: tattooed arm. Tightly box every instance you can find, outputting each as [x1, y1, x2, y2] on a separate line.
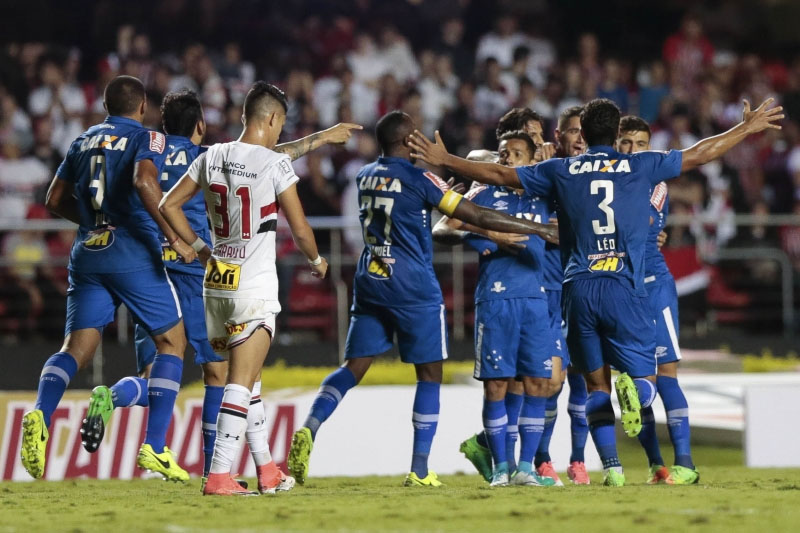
[275, 122, 363, 161]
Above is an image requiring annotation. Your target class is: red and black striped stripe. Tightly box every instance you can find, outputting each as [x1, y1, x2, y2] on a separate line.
[220, 401, 248, 419]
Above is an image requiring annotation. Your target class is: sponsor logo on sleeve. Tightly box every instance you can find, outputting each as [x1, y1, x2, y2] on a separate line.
[278, 159, 292, 175]
[423, 171, 449, 192]
[650, 182, 667, 212]
[149, 131, 166, 154]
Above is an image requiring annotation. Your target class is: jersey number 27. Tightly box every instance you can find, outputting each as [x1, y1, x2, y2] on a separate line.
[361, 195, 394, 245]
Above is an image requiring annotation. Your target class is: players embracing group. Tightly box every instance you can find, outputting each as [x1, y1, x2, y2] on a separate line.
[20, 70, 781, 494]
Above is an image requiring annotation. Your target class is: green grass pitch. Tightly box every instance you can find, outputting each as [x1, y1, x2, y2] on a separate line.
[2, 441, 799, 533]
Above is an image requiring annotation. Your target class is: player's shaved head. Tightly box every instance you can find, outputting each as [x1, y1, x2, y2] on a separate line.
[161, 89, 203, 137]
[104, 75, 146, 117]
[580, 98, 621, 147]
[375, 110, 414, 154]
[243, 81, 288, 122]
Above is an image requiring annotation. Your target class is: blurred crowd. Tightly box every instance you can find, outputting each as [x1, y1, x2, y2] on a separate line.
[2, 0, 800, 339]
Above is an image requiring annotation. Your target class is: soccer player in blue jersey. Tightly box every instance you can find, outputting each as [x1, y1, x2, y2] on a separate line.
[409, 97, 782, 485]
[287, 110, 558, 487]
[434, 131, 556, 487]
[616, 115, 698, 485]
[80, 89, 361, 488]
[20, 76, 195, 480]
[533, 105, 593, 486]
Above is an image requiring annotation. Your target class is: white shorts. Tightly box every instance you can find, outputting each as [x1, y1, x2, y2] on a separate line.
[205, 296, 278, 355]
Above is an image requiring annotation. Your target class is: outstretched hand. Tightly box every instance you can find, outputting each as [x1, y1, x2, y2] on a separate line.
[742, 98, 783, 134]
[409, 130, 450, 167]
[445, 177, 466, 195]
[324, 123, 363, 144]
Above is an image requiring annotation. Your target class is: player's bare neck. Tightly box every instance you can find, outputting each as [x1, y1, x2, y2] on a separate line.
[238, 126, 273, 150]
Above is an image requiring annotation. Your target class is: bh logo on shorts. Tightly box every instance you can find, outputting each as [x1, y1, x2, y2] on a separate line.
[226, 322, 247, 337]
[82, 229, 115, 251]
[204, 260, 241, 291]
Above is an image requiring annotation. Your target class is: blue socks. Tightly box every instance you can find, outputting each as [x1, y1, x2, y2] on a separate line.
[658, 375, 694, 469]
[637, 405, 664, 466]
[35, 352, 78, 427]
[304, 366, 357, 439]
[145, 354, 183, 451]
[586, 391, 620, 469]
[535, 389, 560, 466]
[411, 381, 440, 478]
[482, 398, 507, 472]
[202, 385, 224, 477]
[517, 394, 546, 472]
[566, 373, 588, 463]
[634, 378, 657, 408]
[504, 392, 523, 472]
[110, 377, 149, 408]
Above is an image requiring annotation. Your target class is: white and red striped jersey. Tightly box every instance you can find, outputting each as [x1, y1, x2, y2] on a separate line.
[187, 141, 299, 301]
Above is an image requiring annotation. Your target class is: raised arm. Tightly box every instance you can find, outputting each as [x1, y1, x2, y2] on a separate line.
[681, 98, 783, 172]
[277, 183, 328, 278]
[45, 176, 80, 224]
[409, 130, 521, 187]
[275, 123, 363, 161]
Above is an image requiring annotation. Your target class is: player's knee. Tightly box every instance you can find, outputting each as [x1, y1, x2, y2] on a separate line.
[483, 379, 508, 401]
[344, 357, 373, 383]
[415, 361, 442, 383]
[657, 361, 678, 378]
[547, 377, 563, 397]
[202, 361, 228, 386]
[522, 376, 549, 397]
[152, 322, 187, 357]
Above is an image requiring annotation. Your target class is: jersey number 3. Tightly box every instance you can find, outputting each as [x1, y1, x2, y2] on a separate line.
[590, 180, 615, 235]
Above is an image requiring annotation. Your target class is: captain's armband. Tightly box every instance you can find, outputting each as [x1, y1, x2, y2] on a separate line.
[437, 190, 464, 217]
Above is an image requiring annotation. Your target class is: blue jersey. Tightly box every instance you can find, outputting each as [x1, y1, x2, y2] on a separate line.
[644, 182, 671, 281]
[56, 116, 168, 273]
[516, 146, 682, 295]
[158, 136, 210, 275]
[542, 202, 562, 290]
[463, 185, 547, 302]
[353, 156, 454, 307]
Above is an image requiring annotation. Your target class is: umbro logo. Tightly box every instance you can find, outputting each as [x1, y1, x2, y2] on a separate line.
[490, 282, 506, 293]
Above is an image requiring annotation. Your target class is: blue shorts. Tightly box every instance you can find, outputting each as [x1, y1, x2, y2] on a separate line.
[546, 289, 570, 367]
[65, 268, 181, 339]
[474, 298, 552, 380]
[344, 300, 448, 364]
[645, 275, 681, 365]
[562, 278, 656, 377]
[134, 270, 223, 373]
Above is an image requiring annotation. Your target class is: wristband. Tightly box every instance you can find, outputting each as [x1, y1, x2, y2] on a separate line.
[168, 235, 180, 246]
[191, 237, 206, 253]
[308, 255, 323, 266]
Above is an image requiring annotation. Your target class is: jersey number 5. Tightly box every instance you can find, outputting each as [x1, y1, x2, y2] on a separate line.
[209, 183, 252, 240]
[361, 195, 394, 245]
[590, 180, 615, 235]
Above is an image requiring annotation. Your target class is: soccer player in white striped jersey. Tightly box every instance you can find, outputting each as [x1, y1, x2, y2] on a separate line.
[160, 82, 328, 495]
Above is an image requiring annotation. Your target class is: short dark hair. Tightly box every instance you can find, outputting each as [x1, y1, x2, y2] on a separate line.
[498, 130, 537, 159]
[496, 107, 544, 140]
[580, 98, 620, 146]
[243, 81, 288, 121]
[619, 115, 651, 139]
[161, 89, 203, 137]
[375, 110, 413, 153]
[558, 105, 583, 131]
[104, 75, 146, 116]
